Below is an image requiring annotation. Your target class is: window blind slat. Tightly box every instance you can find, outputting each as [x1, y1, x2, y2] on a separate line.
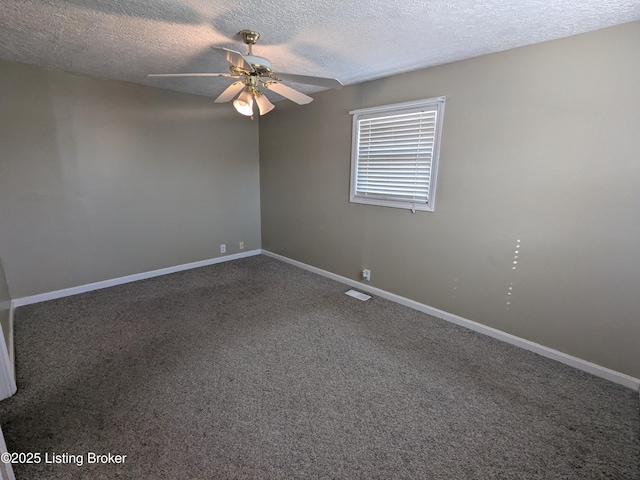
[359, 142, 434, 150]
[357, 176, 431, 184]
[360, 187, 430, 193]
[359, 129, 435, 138]
[357, 162, 432, 167]
[360, 192, 430, 200]
[359, 125, 436, 135]
[360, 120, 436, 129]
[357, 171, 431, 176]
[358, 177, 430, 184]
[359, 135, 435, 142]
[360, 113, 436, 126]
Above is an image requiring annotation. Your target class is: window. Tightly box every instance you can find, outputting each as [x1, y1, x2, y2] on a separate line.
[349, 96, 446, 212]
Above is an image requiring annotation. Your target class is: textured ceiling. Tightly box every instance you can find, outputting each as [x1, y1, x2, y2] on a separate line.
[1, 0, 639, 100]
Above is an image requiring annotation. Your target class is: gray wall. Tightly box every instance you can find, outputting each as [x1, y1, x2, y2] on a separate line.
[0, 59, 261, 298]
[260, 22, 640, 378]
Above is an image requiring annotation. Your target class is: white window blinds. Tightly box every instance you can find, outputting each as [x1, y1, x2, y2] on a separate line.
[349, 97, 445, 212]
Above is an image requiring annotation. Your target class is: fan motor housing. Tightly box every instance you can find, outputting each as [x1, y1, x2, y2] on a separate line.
[230, 55, 273, 78]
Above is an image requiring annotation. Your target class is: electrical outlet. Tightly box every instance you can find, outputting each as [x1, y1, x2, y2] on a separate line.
[220, 244, 226, 253]
[362, 269, 371, 281]
[239, 241, 244, 250]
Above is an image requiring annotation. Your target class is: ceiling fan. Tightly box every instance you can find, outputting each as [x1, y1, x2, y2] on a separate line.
[147, 30, 343, 117]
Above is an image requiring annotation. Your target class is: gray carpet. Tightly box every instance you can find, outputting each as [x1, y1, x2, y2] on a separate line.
[0, 255, 638, 479]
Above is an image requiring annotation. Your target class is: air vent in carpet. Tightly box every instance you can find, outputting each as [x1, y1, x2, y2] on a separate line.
[345, 289, 371, 301]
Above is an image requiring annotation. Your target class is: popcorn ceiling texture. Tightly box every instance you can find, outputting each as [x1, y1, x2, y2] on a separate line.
[0, 0, 638, 99]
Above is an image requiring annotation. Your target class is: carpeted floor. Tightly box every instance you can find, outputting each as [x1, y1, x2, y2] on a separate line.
[0, 255, 638, 479]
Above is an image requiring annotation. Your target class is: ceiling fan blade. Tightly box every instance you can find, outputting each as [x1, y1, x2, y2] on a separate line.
[263, 82, 313, 105]
[274, 73, 343, 90]
[146, 73, 238, 78]
[214, 81, 246, 103]
[212, 47, 253, 72]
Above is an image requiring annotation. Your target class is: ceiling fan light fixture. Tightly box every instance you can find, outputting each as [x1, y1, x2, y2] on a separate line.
[147, 30, 342, 116]
[255, 92, 275, 115]
[233, 89, 254, 116]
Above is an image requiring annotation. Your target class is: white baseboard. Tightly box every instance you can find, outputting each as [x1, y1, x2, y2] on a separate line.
[12, 250, 262, 308]
[262, 250, 640, 391]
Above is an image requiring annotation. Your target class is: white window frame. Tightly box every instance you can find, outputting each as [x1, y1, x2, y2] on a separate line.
[349, 96, 446, 212]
